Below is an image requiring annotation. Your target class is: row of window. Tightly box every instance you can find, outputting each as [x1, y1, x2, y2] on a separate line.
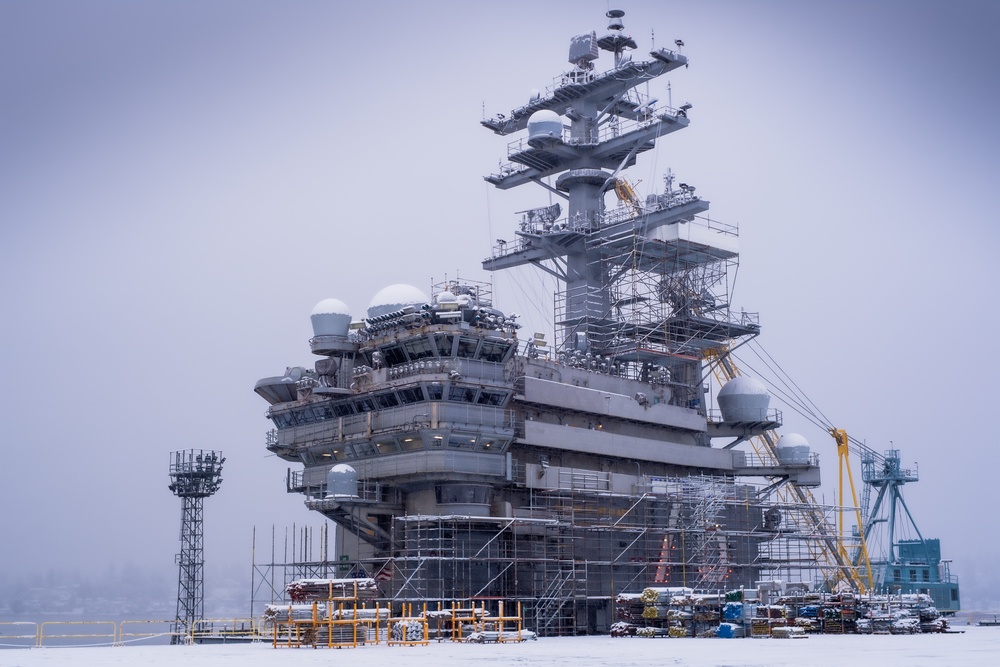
[365, 333, 513, 367]
[304, 431, 510, 463]
[891, 567, 932, 583]
[270, 383, 511, 429]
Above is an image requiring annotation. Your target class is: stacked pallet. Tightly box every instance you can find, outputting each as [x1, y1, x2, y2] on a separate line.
[614, 593, 646, 625]
[261, 604, 319, 625]
[286, 577, 379, 602]
[391, 620, 426, 642]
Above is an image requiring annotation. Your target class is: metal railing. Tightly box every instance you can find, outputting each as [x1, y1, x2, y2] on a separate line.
[38, 620, 117, 647]
[0, 621, 38, 648]
[2, 617, 262, 648]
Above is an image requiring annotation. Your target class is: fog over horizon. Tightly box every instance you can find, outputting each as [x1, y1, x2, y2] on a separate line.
[2, 0, 999, 614]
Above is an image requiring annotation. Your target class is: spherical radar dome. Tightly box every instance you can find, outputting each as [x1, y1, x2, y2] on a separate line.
[310, 298, 352, 337]
[717, 376, 770, 422]
[527, 110, 563, 143]
[326, 464, 359, 498]
[775, 432, 811, 466]
[436, 290, 458, 304]
[367, 284, 429, 319]
[776, 433, 810, 449]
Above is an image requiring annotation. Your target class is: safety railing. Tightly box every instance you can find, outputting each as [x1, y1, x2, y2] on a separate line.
[0, 621, 38, 648]
[3, 618, 261, 648]
[38, 620, 117, 647]
[117, 619, 179, 645]
[191, 617, 262, 642]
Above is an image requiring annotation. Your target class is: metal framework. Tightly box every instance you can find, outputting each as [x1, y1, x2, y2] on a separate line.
[859, 448, 960, 610]
[256, 473, 859, 637]
[168, 449, 224, 642]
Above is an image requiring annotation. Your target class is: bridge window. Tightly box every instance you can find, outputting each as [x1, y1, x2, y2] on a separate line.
[346, 442, 376, 459]
[332, 401, 355, 417]
[480, 339, 511, 363]
[400, 436, 422, 451]
[448, 433, 478, 449]
[379, 344, 407, 367]
[457, 336, 481, 358]
[476, 390, 508, 406]
[448, 385, 477, 402]
[434, 334, 455, 357]
[402, 336, 435, 360]
[270, 412, 294, 428]
[477, 437, 503, 452]
[374, 438, 400, 454]
[374, 392, 399, 409]
[436, 484, 490, 504]
[397, 386, 423, 404]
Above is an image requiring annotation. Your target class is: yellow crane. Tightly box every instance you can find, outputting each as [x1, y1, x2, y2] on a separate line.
[613, 178, 643, 215]
[831, 428, 874, 592]
[707, 347, 873, 594]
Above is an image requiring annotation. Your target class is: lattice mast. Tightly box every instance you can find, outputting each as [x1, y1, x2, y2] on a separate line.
[482, 10, 757, 394]
[167, 449, 224, 643]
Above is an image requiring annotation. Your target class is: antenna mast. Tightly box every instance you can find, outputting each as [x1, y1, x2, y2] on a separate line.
[167, 449, 224, 643]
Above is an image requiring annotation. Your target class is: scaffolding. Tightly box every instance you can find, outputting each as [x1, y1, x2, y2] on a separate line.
[367, 473, 858, 636]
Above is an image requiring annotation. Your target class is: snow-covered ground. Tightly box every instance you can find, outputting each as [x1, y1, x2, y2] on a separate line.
[3, 627, 999, 667]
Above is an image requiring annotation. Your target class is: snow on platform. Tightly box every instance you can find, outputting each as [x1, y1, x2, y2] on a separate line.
[3, 627, 999, 667]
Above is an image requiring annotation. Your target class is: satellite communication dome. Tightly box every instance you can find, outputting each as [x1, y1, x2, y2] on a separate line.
[310, 298, 352, 337]
[326, 464, 359, 498]
[527, 110, 563, 144]
[717, 376, 770, 422]
[436, 290, 458, 305]
[775, 433, 811, 466]
[367, 284, 429, 319]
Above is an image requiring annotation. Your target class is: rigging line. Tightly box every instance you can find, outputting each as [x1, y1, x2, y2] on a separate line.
[738, 345, 823, 423]
[731, 354, 828, 430]
[508, 264, 552, 335]
[502, 268, 536, 328]
[740, 342, 831, 433]
[729, 348, 825, 425]
[748, 338, 835, 428]
[730, 344, 821, 421]
[742, 340, 883, 463]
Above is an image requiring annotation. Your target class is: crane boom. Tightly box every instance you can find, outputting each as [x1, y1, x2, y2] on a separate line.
[831, 428, 874, 591]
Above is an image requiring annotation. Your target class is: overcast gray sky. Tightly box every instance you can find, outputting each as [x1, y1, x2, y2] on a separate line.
[2, 0, 998, 608]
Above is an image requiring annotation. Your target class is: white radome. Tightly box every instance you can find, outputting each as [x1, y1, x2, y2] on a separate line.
[776, 432, 810, 449]
[717, 376, 770, 422]
[310, 298, 352, 337]
[527, 109, 563, 142]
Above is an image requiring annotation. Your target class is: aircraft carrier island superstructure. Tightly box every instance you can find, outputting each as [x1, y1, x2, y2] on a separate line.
[255, 11, 842, 635]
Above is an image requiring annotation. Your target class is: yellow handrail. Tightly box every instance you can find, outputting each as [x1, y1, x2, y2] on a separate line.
[39, 620, 116, 647]
[0, 621, 39, 647]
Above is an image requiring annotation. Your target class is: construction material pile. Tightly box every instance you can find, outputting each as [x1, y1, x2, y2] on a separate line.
[615, 587, 953, 638]
[285, 577, 379, 602]
[261, 604, 318, 625]
[391, 620, 425, 642]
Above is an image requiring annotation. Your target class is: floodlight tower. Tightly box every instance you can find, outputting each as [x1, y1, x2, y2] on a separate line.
[167, 449, 224, 643]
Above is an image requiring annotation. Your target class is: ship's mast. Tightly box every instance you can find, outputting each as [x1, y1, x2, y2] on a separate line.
[482, 9, 757, 396]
